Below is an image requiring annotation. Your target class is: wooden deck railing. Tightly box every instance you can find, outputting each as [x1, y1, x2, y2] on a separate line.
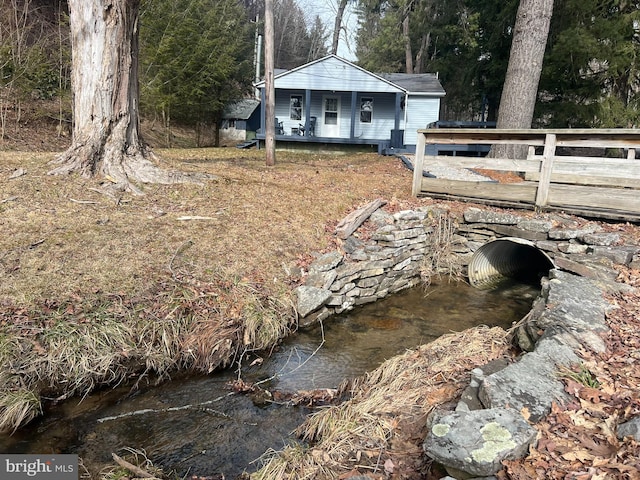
[411, 129, 640, 222]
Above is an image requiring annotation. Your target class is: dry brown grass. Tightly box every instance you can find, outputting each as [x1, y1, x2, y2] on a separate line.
[0, 148, 417, 304]
[0, 146, 427, 431]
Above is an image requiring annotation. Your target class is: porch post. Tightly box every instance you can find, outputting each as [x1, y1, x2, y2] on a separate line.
[258, 87, 265, 149]
[350, 91, 357, 140]
[304, 89, 311, 136]
[260, 88, 266, 133]
[394, 93, 402, 130]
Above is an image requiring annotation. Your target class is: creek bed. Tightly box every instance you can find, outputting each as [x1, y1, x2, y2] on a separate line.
[0, 279, 538, 478]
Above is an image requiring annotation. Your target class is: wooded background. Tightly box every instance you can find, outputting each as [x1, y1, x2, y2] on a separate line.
[1, 0, 638, 141]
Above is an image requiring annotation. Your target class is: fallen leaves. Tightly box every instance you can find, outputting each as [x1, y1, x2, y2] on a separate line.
[500, 287, 640, 479]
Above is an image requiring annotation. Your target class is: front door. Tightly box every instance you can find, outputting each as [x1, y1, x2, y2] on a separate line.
[321, 96, 341, 137]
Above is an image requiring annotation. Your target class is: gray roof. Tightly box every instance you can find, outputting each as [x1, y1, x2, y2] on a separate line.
[222, 99, 260, 120]
[377, 73, 445, 95]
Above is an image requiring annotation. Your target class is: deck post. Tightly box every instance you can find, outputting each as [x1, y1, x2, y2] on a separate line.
[534, 133, 557, 209]
[412, 131, 427, 196]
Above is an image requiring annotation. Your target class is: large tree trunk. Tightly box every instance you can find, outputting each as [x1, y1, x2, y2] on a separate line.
[49, 0, 206, 194]
[493, 0, 554, 159]
[403, 15, 414, 74]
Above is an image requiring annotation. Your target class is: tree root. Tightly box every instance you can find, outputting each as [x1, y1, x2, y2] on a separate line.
[49, 143, 217, 195]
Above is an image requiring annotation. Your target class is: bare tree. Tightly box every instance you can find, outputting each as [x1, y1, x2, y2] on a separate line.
[331, 0, 348, 55]
[49, 0, 205, 194]
[494, 0, 554, 158]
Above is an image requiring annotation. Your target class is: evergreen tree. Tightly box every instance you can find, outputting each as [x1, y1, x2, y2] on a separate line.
[353, 0, 519, 120]
[538, 0, 640, 127]
[139, 0, 254, 144]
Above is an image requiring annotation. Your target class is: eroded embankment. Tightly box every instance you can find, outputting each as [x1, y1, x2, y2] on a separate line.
[0, 275, 292, 433]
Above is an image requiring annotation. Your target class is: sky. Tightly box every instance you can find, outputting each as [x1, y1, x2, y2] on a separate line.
[294, 0, 359, 61]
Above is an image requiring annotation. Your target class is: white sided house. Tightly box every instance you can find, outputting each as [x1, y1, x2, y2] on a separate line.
[254, 55, 445, 153]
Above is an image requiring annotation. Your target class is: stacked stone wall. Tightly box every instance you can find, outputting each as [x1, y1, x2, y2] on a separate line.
[294, 207, 438, 326]
[294, 204, 640, 326]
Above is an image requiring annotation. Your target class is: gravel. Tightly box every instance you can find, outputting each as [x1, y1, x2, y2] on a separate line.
[402, 155, 494, 182]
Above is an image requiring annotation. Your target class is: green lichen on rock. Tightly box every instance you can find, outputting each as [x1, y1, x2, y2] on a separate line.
[432, 423, 450, 437]
[470, 422, 516, 463]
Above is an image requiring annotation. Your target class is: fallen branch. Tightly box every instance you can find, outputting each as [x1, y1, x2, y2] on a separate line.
[254, 320, 326, 387]
[111, 453, 157, 479]
[69, 198, 99, 205]
[168, 239, 194, 279]
[176, 216, 215, 221]
[97, 392, 235, 423]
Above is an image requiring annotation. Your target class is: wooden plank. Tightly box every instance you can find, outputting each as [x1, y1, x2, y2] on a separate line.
[551, 163, 640, 177]
[534, 155, 639, 165]
[412, 132, 427, 196]
[416, 128, 640, 150]
[548, 184, 640, 214]
[417, 127, 640, 134]
[420, 155, 540, 173]
[535, 133, 557, 208]
[424, 134, 546, 146]
[526, 172, 640, 188]
[419, 177, 538, 203]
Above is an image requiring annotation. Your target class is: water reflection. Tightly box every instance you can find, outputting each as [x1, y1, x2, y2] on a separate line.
[0, 280, 538, 479]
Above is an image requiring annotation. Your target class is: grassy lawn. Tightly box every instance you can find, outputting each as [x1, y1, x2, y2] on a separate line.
[0, 147, 424, 431]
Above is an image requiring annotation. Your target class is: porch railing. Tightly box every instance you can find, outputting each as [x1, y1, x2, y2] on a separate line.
[411, 129, 640, 222]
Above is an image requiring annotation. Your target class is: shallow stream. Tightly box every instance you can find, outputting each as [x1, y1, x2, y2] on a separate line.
[0, 279, 538, 478]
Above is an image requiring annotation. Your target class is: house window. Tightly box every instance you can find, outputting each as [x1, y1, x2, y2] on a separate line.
[290, 95, 302, 121]
[360, 97, 373, 123]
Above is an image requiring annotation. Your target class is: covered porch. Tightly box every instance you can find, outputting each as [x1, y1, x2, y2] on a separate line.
[255, 88, 406, 153]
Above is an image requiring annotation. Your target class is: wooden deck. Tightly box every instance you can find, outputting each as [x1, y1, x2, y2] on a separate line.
[411, 129, 640, 222]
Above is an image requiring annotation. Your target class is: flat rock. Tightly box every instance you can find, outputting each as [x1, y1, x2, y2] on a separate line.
[424, 408, 537, 478]
[463, 208, 523, 225]
[294, 285, 332, 318]
[478, 350, 572, 422]
[309, 251, 343, 273]
[532, 270, 608, 335]
[579, 232, 620, 246]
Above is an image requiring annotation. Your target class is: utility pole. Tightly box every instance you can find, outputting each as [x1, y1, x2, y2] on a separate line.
[264, 0, 276, 166]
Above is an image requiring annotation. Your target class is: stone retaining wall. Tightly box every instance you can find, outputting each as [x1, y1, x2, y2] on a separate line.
[294, 207, 437, 327]
[295, 204, 640, 326]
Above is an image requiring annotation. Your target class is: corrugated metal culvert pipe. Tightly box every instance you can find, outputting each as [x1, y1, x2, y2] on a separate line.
[468, 237, 555, 289]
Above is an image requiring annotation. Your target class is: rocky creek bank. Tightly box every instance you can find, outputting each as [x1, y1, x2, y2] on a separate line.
[292, 202, 640, 479]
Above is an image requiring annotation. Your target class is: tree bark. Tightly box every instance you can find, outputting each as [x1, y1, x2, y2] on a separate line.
[331, 0, 348, 55]
[49, 0, 207, 193]
[403, 14, 414, 74]
[493, 0, 554, 159]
